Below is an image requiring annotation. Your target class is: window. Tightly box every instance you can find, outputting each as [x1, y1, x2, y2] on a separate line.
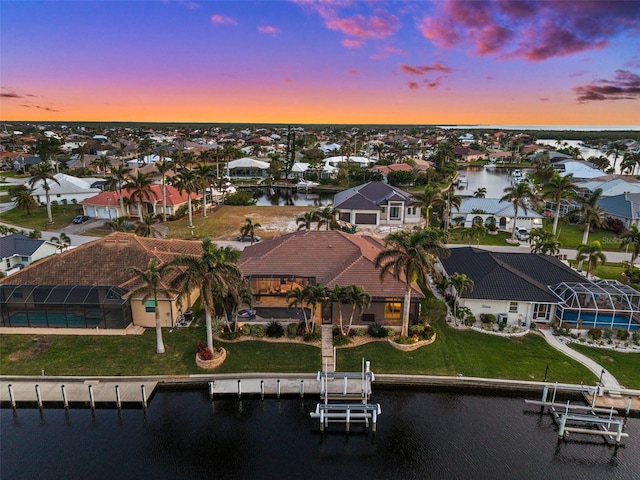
[21, 256, 29, 262]
[389, 206, 400, 219]
[385, 299, 402, 319]
[509, 302, 518, 313]
[145, 300, 156, 313]
[407, 207, 416, 215]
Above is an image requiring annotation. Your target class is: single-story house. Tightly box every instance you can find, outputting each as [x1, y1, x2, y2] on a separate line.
[227, 157, 270, 179]
[597, 193, 640, 228]
[0, 233, 202, 329]
[0, 233, 59, 277]
[453, 147, 485, 162]
[238, 230, 423, 330]
[333, 182, 422, 226]
[576, 176, 640, 197]
[30, 173, 104, 205]
[370, 163, 413, 183]
[455, 197, 544, 231]
[553, 160, 603, 181]
[438, 247, 592, 328]
[80, 184, 199, 220]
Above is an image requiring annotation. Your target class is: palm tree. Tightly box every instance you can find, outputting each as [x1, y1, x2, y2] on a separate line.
[303, 283, 329, 329]
[91, 155, 112, 175]
[10, 185, 37, 215]
[412, 185, 444, 226]
[105, 216, 134, 232]
[576, 241, 607, 278]
[170, 239, 242, 350]
[447, 273, 474, 324]
[620, 224, 640, 264]
[330, 285, 349, 334]
[286, 287, 310, 332]
[463, 223, 487, 246]
[500, 182, 539, 240]
[346, 285, 371, 334]
[128, 259, 174, 354]
[544, 173, 579, 236]
[50, 232, 71, 253]
[529, 229, 561, 255]
[194, 163, 214, 218]
[442, 189, 461, 232]
[240, 217, 261, 245]
[28, 162, 60, 224]
[173, 168, 199, 228]
[473, 187, 487, 198]
[155, 153, 173, 222]
[135, 214, 161, 238]
[109, 164, 130, 215]
[124, 171, 156, 221]
[576, 188, 605, 270]
[316, 205, 340, 231]
[374, 228, 450, 336]
[296, 210, 319, 231]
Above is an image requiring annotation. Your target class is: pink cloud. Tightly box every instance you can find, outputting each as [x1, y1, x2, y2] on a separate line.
[210, 14, 237, 25]
[539, 97, 550, 102]
[574, 69, 640, 102]
[569, 71, 586, 78]
[342, 38, 363, 48]
[418, 0, 640, 61]
[284, 78, 293, 84]
[258, 26, 280, 35]
[350, 69, 358, 76]
[400, 63, 452, 75]
[408, 81, 419, 90]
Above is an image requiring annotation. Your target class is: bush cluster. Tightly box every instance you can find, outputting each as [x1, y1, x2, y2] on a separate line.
[367, 323, 388, 338]
[266, 321, 284, 338]
[333, 334, 351, 346]
[287, 322, 299, 338]
[480, 313, 496, 325]
[250, 324, 265, 338]
[588, 328, 602, 340]
[303, 328, 322, 342]
[196, 341, 213, 360]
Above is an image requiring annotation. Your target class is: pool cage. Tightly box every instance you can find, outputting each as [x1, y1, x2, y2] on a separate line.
[0, 284, 132, 329]
[550, 280, 640, 331]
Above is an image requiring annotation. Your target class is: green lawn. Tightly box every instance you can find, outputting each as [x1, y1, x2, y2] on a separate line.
[447, 228, 517, 247]
[1, 204, 83, 231]
[551, 223, 618, 251]
[338, 320, 598, 385]
[570, 344, 640, 389]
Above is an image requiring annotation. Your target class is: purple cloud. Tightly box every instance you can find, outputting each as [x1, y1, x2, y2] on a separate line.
[573, 70, 640, 102]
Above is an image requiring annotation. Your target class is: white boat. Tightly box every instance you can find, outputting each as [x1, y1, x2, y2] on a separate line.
[511, 169, 522, 178]
[297, 180, 320, 190]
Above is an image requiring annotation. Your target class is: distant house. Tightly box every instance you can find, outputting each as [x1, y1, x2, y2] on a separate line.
[453, 147, 485, 162]
[227, 157, 269, 179]
[576, 176, 640, 197]
[239, 230, 423, 330]
[598, 193, 640, 228]
[333, 182, 421, 226]
[0, 233, 201, 329]
[0, 233, 59, 277]
[438, 247, 586, 327]
[30, 173, 103, 205]
[455, 197, 544, 231]
[552, 159, 602, 181]
[370, 163, 413, 183]
[80, 184, 199, 219]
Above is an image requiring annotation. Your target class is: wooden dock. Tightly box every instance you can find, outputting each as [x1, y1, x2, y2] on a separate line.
[1, 380, 157, 409]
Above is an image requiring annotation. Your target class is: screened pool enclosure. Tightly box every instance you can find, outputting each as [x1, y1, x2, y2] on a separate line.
[0, 285, 132, 329]
[550, 280, 640, 331]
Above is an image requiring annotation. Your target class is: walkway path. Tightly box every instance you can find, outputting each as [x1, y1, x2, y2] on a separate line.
[321, 324, 335, 373]
[539, 328, 621, 391]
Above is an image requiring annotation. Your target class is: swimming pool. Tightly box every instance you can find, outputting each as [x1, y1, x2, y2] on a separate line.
[558, 310, 640, 331]
[6, 312, 103, 328]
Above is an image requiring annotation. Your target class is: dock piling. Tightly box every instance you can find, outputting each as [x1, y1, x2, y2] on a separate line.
[115, 385, 122, 410]
[35, 384, 43, 409]
[88, 385, 96, 411]
[8, 384, 16, 410]
[61, 385, 69, 409]
[141, 385, 148, 409]
[237, 380, 242, 399]
[208, 381, 214, 400]
[260, 380, 264, 400]
[300, 380, 304, 398]
[276, 379, 281, 399]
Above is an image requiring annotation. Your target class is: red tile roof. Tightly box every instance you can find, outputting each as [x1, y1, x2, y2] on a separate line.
[80, 184, 200, 206]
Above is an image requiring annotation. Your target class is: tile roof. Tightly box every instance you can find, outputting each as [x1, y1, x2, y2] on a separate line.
[79, 184, 199, 207]
[334, 181, 416, 211]
[439, 247, 585, 302]
[239, 230, 421, 299]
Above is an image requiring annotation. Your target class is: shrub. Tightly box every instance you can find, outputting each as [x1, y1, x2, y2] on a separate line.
[250, 324, 265, 338]
[632, 331, 640, 343]
[333, 334, 351, 346]
[265, 321, 284, 338]
[409, 325, 425, 336]
[240, 324, 251, 336]
[386, 328, 396, 337]
[394, 335, 416, 345]
[463, 315, 476, 327]
[224, 191, 257, 206]
[603, 328, 615, 340]
[219, 330, 241, 341]
[367, 323, 388, 338]
[606, 217, 626, 234]
[480, 313, 496, 325]
[355, 328, 366, 337]
[421, 296, 447, 324]
[303, 328, 322, 342]
[196, 341, 213, 360]
[287, 322, 298, 338]
[588, 328, 602, 340]
[616, 329, 630, 341]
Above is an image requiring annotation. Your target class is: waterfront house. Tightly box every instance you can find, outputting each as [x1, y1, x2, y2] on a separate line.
[0, 233, 201, 330]
[455, 197, 544, 231]
[30, 173, 104, 205]
[333, 182, 421, 226]
[239, 230, 422, 330]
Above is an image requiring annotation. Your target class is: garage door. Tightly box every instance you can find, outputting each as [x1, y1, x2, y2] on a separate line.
[340, 212, 350, 222]
[355, 213, 377, 225]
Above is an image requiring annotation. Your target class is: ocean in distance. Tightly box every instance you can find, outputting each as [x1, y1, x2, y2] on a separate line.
[438, 125, 640, 131]
[1, 388, 638, 480]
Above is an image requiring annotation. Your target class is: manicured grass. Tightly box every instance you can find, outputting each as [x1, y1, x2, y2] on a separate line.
[548, 222, 618, 251]
[0, 325, 321, 376]
[1, 204, 83, 231]
[447, 228, 517, 247]
[338, 320, 598, 384]
[570, 344, 640, 390]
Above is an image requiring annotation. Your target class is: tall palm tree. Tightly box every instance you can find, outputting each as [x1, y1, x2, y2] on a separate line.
[240, 217, 261, 245]
[109, 164, 130, 215]
[124, 171, 156, 221]
[286, 287, 310, 332]
[412, 185, 444, 226]
[170, 239, 242, 350]
[154, 158, 173, 222]
[296, 210, 319, 231]
[576, 241, 607, 278]
[620, 224, 640, 264]
[173, 168, 199, 228]
[28, 162, 60, 224]
[135, 214, 161, 238]
[194, 163, 214, 218]
[374, 228, 450, 336]
[91, 155, 112, 175]
[500, 182, 539, 240]
[346, 285, 371, 334]
[128, 259, 174, 354]
[10, 185, 37, 215]
[330, 285, 349, 334]
[303, 283, 328, 329]
[447, 273, 474, 323]
[575, 188, 605, 269]
[544, 173, 579, 236]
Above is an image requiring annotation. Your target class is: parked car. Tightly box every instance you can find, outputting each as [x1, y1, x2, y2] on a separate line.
[237, 309, 256, 319]
[515, 228, 529, 241]
[237, 234, 261, 242]
[72, 215, 90, 224]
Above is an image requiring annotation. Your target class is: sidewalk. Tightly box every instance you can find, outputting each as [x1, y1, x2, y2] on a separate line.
[539, 328, 621, 391]
[321, 324, 335, 373]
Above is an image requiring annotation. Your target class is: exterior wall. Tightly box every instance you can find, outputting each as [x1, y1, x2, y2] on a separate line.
[34, 191, 101, 205]
[343, 209, 380, 226]
[130, 297, 181, 328]
[1, 244, 58, 276]
[461, 298, 557, 327]
[462, 214, 543, 231]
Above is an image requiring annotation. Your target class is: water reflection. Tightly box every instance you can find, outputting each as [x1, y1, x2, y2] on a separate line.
[252, 188, 335, 207]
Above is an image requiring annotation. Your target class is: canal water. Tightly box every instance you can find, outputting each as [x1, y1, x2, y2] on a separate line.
[1, 389, 638, 479]
[253, 188, 335, 207]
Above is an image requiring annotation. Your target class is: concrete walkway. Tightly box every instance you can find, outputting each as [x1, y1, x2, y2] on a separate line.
[540, 328, 621, 390]
[321, 324, 335, 373]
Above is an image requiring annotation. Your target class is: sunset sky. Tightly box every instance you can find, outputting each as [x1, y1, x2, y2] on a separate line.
[1, 0, 639, 126]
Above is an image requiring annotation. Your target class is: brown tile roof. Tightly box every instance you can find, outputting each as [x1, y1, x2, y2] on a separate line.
[239, 230, 421, 299]
[0, 233, 203, 291]
[79, 184, 199, 207]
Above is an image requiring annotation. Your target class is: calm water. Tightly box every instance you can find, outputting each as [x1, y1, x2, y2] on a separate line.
[1, 389, 638, 479]
[252, 188, 335, 207]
